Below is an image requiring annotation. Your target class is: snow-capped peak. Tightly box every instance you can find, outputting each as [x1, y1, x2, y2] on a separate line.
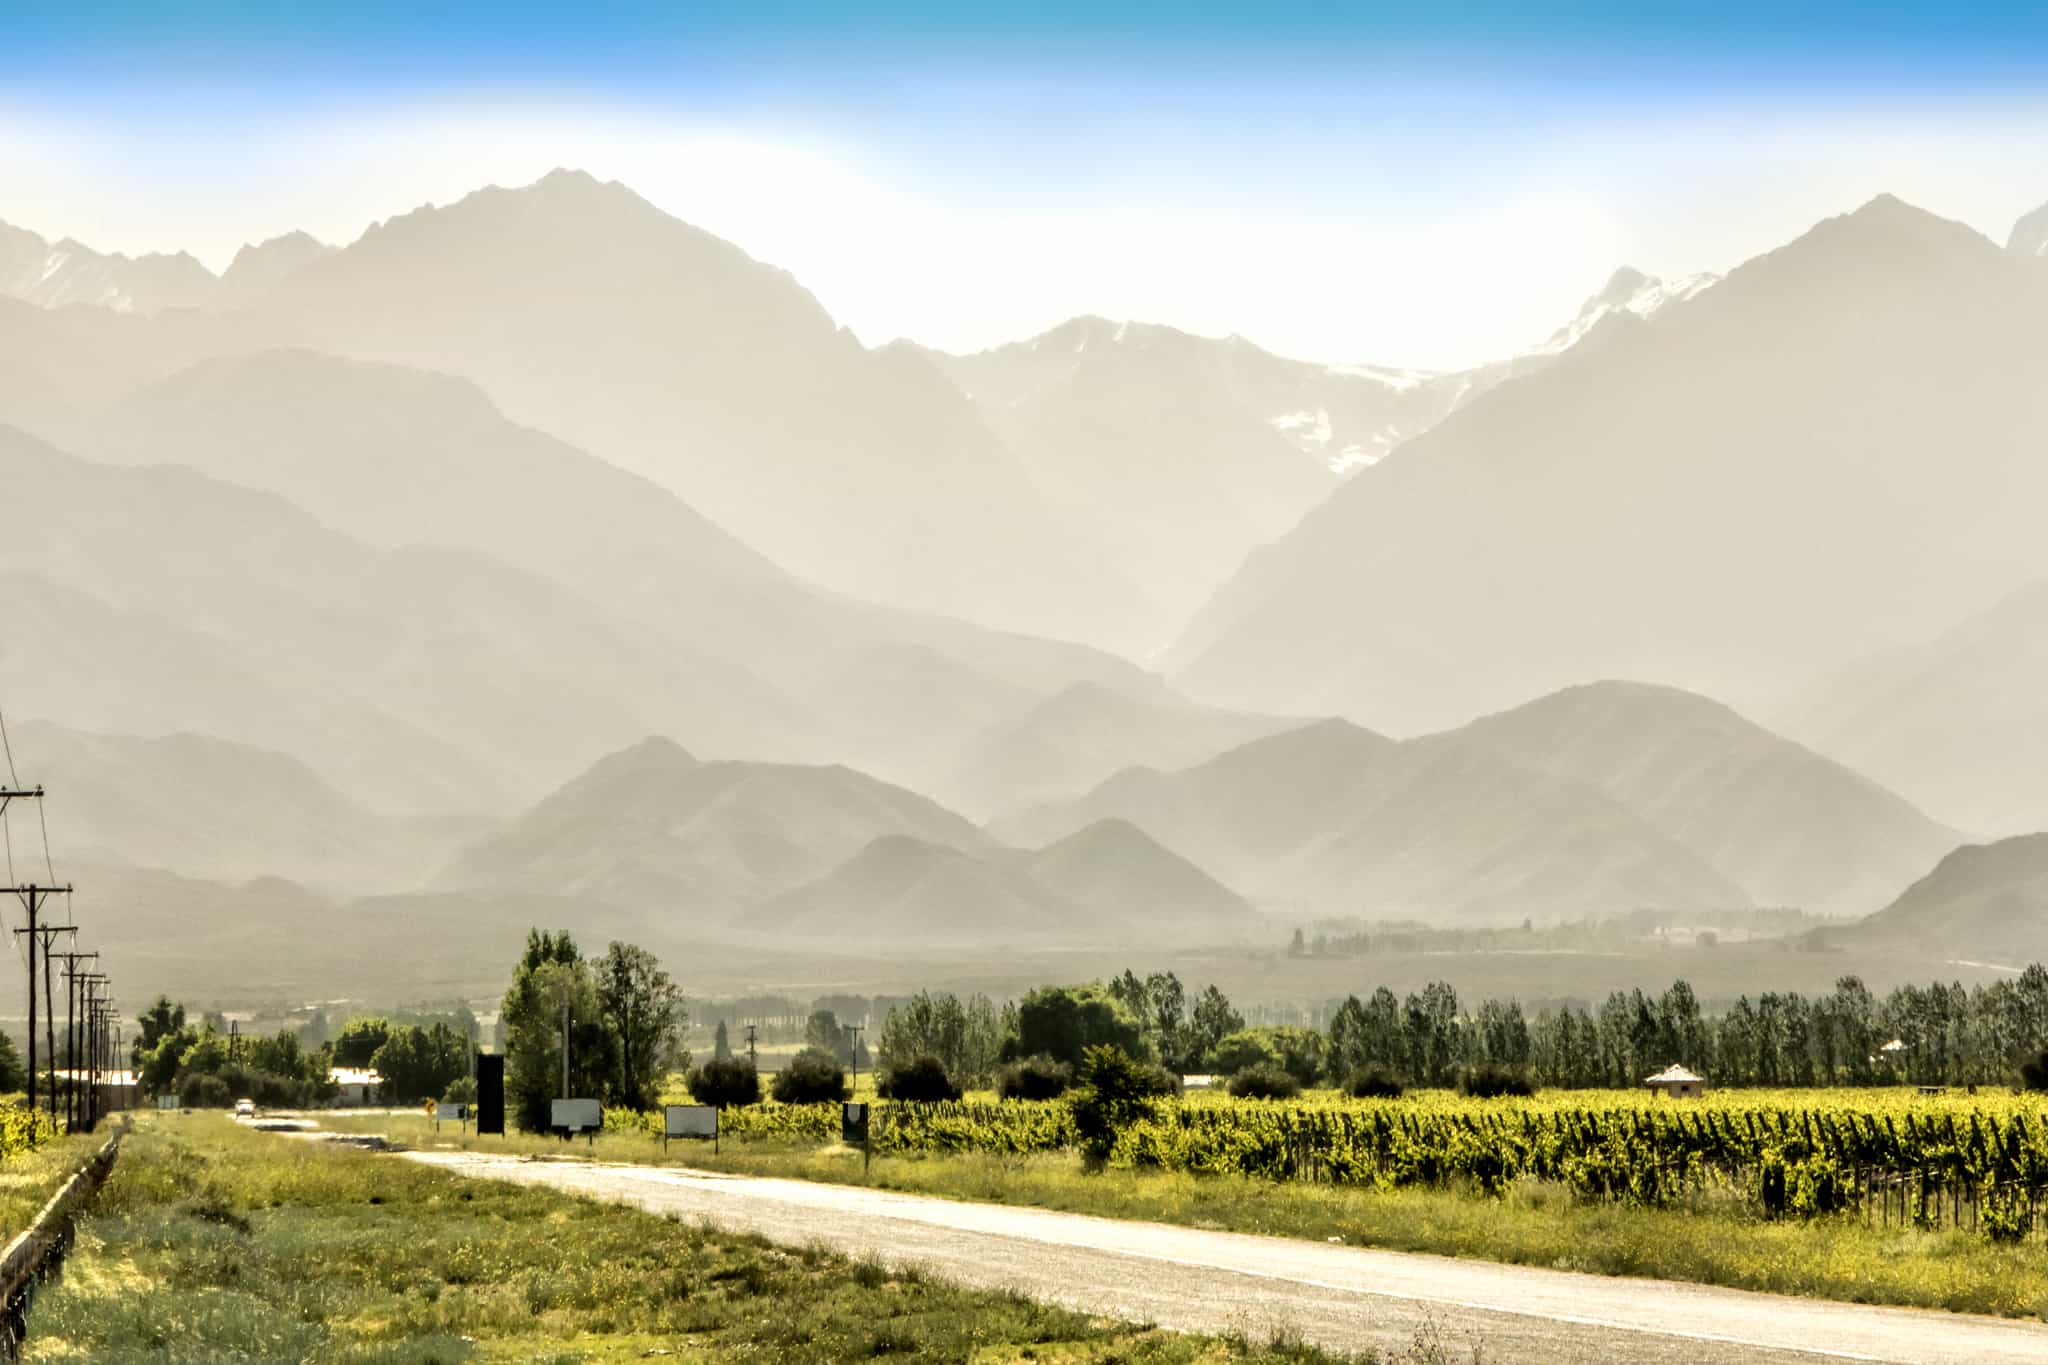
[1529, 266, 1718, 357]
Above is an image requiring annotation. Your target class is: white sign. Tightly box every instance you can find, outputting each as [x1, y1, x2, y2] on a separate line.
[665, 1105, 717, 1139]
[551, 1098, 602, 1132]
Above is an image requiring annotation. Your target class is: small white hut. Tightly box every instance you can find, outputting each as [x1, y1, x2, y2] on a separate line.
[1643, 1063, 1706, 1099]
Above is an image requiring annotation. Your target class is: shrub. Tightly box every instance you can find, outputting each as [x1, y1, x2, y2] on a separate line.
[997, 1055, 1072, 1100]
[2019, 1049, 2048, 1091]
[1226, 1064, 1301, 1100]
[877, 1055, 961, 1102]
[689, 1057, 763, 1109]
[443, 1076, 479, 1107]
[177, 1072, 234, 1109]
[1070, 1045, 1164, 1163]
[1345, 1068, 1405, 1099]
[771, 1048, 848, 1104]
[1207, 1030, 1283, 1077]
[1459, 1065, 1536, 1098]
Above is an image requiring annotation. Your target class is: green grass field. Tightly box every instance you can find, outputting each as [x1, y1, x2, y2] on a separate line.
[315, 1092, 2048, 1323]
[23, 1113, 1385, 1363]
[0, 1123, 114, 1239]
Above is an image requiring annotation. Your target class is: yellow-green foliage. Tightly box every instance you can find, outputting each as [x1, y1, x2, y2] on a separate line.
[27, 1115, 1358, 1363]
[0, 1104, 56, 1161]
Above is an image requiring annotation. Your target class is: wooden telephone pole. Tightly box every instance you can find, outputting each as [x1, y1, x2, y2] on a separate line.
[8, 879, 72, 1115]
[57, 951, 97, 1130]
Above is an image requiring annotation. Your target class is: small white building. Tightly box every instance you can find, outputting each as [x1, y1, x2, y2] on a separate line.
[1643, 1064, 1706, 1099]
[328, 1066, 382, 1106]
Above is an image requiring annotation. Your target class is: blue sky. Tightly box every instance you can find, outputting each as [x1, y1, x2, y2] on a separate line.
[5, 4, 2047, 365]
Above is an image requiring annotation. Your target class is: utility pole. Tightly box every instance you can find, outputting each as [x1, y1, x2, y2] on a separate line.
[8, 881, 71, 1114]
[57, 950, 96, 1131]
[744, 1022, 757, 1065]
[35, 921, 75, 1122]
[560, 997, 570, 1100]
[79, 978, 104, 1128]
[843, 1022, 865, 1094]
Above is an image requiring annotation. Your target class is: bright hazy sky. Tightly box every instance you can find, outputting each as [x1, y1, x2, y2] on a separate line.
[5, 3, 2047, 368]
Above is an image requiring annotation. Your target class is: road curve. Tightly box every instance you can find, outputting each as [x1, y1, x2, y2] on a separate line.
[400, 1151, 2048, 1365]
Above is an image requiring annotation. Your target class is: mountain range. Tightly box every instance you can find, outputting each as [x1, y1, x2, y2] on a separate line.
[1166, 196, 2048, 737]
[995, 681, 1957, 921]
[4, 176, 2047, 983]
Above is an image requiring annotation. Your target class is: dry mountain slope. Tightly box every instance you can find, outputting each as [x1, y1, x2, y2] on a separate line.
[1786, 579, 2048, 838]
[0, 423, 795, 812]
[258, 169, 1151, 649]
[995, 716, 1751, 923]
[75, 346, 1164, 797]
[1833, 834, 2048, 964]
[924, 320, 1441, 632]
[1168, 195, 2048, 732]
[2, 721, 465, 890]
[759, 818, 1253, 945]
[939, 681, 1297, 818]
[1447, 681, 1958, 915]
[434, 737, 998, 918]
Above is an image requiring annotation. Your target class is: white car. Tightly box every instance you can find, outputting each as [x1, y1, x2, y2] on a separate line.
[234, 1098, 256, 1118]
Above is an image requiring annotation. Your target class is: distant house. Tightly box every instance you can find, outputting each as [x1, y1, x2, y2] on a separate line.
[328, 1066, 382, 1106]
[1643, 1064, 1706, 1099]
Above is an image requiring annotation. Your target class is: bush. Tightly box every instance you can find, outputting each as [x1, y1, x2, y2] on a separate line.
[997, 1055, 1072, 1100]
[443, 1076, 479, 1107]
[771, 1048, 848, 1104]
[1226, 1064, 1301, 1100]
[1208, 1030, 1284, 1076]
[1070, 1045, 1165, 1163]
[689, 1057, 763, 1109]
[1345, 1068, 1405, 1099]
[177, 1072, 234, 1109]
[216, 1066, 305, 1109]
[2019, 1049, 2048, 1091]
[877, 1055, 961, 1102]
[1459, 1065, 1536, 1098]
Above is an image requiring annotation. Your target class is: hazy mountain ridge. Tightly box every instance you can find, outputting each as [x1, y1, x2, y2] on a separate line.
[435, 735, 999, 912]
[1441, 680, 1958, 914]
[1833, 832, 2048, 962]
[997, 681, 1955, 921]
[1787, 578, 2048, 837]
[1166, 195, 2048, 732]
[0, 219, 217, 314]
[5, 719, 469, 889]
[248, 169, 1157, 650]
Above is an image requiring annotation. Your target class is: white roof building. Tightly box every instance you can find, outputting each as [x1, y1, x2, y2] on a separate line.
[1643, 1064, 1707, 1097]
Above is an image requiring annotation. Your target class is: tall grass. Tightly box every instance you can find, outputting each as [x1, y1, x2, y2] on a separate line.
[26, 1114, 1382, 1363]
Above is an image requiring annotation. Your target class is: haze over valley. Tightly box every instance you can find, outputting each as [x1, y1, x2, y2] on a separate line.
[4, 160, 2048, 1009]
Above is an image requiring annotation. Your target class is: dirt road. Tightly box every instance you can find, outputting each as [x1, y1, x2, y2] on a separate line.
[398, 1150, 2048, 1363]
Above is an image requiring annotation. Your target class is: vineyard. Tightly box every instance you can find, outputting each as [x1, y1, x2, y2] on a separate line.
[622, 1088, 2048, 1242]
[0, 1104, 56, 1162]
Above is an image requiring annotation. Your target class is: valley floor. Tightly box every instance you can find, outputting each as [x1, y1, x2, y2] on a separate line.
[25, 1114, 1362, 1363]
[322, 1107, 2048, 1326]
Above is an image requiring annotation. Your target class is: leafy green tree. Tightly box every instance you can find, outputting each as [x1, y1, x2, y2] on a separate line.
[0, 1032, 25, 1094]
[1181, 985, 1243, 1070]
[182, 1031, 229, 1076]
[596, 942, 685, 1111]
[332, 1016, 393, 1068]
[1208, 1029, 1283, 1076]
[1069, 1046, 1169, 1163]
[131, 996, 187, 1069]
[772, 1047, 848, 1103]
[501, 930, 609, 1131]
[370, 1023, 469, 1104]
[876, 1055, 960, 1101]
[688, 1057, 761, 1108]
[1005, 985, 1149, 1067]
